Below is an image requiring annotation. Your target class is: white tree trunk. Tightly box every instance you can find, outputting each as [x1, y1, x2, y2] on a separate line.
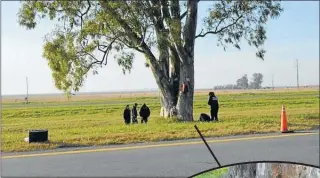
[159, 92, 177, 118]
[177, 62, 194, 121]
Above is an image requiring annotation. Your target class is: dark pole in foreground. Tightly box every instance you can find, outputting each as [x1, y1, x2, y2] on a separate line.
[194, 125, 221, 167]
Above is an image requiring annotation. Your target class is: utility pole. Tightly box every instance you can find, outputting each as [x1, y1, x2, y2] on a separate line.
[296, 59, 299, 89]
[26, 77, 29, 104]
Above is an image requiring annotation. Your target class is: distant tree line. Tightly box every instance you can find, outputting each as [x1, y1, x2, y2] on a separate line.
[214, 73, 264, 90]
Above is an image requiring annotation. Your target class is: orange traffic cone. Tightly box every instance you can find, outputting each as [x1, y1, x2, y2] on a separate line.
[280, 105, 294, 133]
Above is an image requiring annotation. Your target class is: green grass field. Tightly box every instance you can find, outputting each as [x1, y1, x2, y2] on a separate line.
[2, 89, 319, 152]
[193, 167, 229, 178]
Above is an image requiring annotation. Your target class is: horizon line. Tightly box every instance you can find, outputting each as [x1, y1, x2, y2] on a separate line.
[2, 85, 318, 97]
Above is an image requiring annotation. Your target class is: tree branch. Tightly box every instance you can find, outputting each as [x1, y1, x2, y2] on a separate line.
[97, 36, 119, 65]
[170, 0, 181, 20]
[137, 23, 153, 48]
[102, 22, 145, 53]
[80, 50, 103, 70]
[180, 0, 200, 20]
[180, 11, 187, 20]
[79, 0, 91, 18]
[145, 0, 160, 25]
[78, 34, 121, 70]
[86, 60, 103, 70]
[182, 0, 198, 62]
[167, 0, 188, 64]
[160, 0, 172, 24]
[99, 0, 167, 85]
[195, 15, 243, 39]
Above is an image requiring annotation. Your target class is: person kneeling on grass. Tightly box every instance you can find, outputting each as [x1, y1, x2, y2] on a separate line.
[123, 105, 131, 125]
[139, 103, 151, 124]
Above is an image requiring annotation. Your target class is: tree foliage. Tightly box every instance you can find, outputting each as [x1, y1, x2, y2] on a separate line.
[214, 84, 240, 90]
[215, 72, 264, 90]
[17, 0, 282, 98]
[250, 72, 264, 89]
[236, 74, 249, 89]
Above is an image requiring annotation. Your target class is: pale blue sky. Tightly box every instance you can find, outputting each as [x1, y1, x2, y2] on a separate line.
[1, 1, 319, 95]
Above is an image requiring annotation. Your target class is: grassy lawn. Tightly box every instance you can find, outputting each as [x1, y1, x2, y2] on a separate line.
[2, 89, 319, 152]
[193, 167, 229, 178]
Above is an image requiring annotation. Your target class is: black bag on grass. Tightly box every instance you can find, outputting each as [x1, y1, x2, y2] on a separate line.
[199, 113, 211, 122]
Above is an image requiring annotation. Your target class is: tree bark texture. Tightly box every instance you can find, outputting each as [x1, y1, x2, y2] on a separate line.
[177, 62, 195, 121]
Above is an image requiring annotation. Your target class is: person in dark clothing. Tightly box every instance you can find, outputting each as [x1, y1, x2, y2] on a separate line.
[139, 103, 151, 124]
[199, 113, 211, 122]
[208, 92, 219, 121]
[123, 105, 131, 125]
[132, 103, 138, 124]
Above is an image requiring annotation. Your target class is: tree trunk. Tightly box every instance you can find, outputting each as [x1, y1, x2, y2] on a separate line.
[159, 90, 178, 117]
[176, 62, 194, 121]
[174, 0, 198, 121]
[225, 163, 257, 178]
[142, 0, 197, 121]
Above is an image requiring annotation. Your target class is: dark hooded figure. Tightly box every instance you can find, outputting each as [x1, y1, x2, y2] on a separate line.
[123, 105, 131, 125]
[139, 103, 151, 124]
[132, 103, 138, 124]
[208, 92, 219, 121]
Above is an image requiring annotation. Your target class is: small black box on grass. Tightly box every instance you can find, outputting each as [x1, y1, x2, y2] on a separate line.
[28, 129, 48, 143]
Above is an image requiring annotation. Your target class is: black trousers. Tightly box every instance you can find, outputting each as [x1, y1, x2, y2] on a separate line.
[210, 108, 219, 121]
[124, 118, 131, 124]
[141, 117, 148, 123]
[132, 116, 138, 123]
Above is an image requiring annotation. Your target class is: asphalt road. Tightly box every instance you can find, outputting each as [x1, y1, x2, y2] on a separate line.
[2, 131, 319, 177]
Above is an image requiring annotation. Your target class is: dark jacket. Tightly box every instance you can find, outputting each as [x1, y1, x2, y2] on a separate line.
[208, 96, 219, 110]
[123, 108, 131, 120]
[132, 106, 138, 118]
[139, 105, 151, 118]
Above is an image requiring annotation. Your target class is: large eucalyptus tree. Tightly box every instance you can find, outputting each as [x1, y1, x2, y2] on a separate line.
[18, 0, 282, 121]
